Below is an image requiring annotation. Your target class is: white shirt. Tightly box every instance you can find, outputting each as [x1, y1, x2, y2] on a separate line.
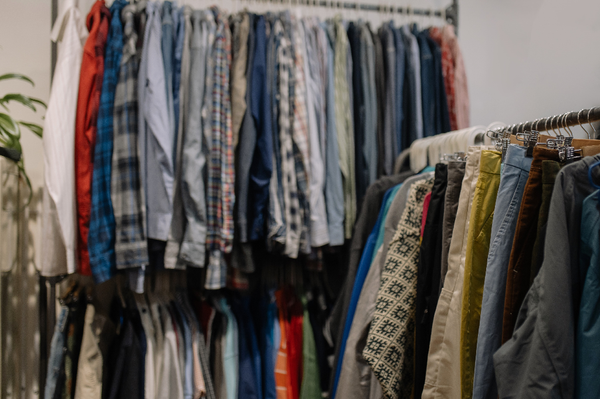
[41, 0, 88, 276]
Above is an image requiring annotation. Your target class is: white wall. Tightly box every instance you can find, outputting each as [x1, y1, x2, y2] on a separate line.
[460, 0, 600, 137]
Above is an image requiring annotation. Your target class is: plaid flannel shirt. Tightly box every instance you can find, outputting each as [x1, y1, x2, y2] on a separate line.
[278, 20, 302, 259]
[88, 0, 127, 283]
[205, 7, 234, 290]
[111, 5, 149, 269]
[291, 16, 312, 255]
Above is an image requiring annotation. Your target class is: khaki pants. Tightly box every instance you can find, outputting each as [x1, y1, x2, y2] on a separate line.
[423, 146, 488, 399]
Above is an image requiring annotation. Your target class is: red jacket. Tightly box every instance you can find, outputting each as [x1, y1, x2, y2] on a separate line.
[74, 0, 110, 276]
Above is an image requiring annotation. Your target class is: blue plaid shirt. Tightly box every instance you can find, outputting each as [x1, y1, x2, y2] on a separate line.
[88, 0, 127, 284]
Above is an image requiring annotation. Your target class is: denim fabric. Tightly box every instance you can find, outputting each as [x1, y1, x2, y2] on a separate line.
[471, 145, 531, 399]
[324, 25, 344, 246]
[236, 13, 257, 244]
[88, 0, 127, 283]
[249, 15, 273, 241]
[172, 7, 185, 163]
[417, 31, 435, 138]
[391, 23, 405, 154]
[45, 306, 69, 399]
[180, 11, 211, 266]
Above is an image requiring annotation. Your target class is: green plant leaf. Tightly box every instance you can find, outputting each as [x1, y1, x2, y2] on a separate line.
[19, 121, 43, 138]
[0, 73, 34, 86]
[30, 97, 47, 109]
[0, 112, 21, 139]
[0, 93, 37, 112]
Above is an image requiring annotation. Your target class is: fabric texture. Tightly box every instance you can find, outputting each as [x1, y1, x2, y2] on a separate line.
[41, 0, 88, 277]
[576, 191, 600, 399]
[363, 177, 434, 399]
[494, 155, 600, 399]
[414, 164, 448, 398]
[501, 146, 561, 343]
[471, 145, 531, 399]
[440, 161, 465, 290]
[111, 5, 149, 270]
[422, 146, 485, 399]
[88, 0, 127, 283]
[459, 150, 502, 399]
[74, 0, 111, 276]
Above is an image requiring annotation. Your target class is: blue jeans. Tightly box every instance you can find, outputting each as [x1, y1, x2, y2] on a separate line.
[45, 306, 69, 399]
[471, 145, 531, 399]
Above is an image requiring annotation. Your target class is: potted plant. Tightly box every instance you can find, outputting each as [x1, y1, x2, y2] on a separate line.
[0, 73, 46, 203]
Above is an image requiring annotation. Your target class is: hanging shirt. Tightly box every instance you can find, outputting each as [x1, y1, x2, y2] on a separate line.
[291, 14, 312, 255]
[248, 15, 274, 242]
[324, 22, 345, 246]
[206, 7, 235, 289]
[138, 1, 174, 243]
[179, 10, 213, 267]
[303, 18, 330, 247]
[111, 4, 149, 270]
[88, 0, 127, 284]
[277, 17, 302, 259]
[428, 26, 457, 131]
[164, 5, 191, 269]
[334, 17, 357, 240]
[378, 24, 396, 176]
[74, 0, 111, 276]
[41, 0, 88, 277]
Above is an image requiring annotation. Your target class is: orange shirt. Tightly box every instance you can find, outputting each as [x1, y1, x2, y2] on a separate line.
[275, 290, 293, 399]
[74, 0, 110, 275]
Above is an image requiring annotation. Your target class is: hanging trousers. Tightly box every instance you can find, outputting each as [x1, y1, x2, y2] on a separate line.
[471, 145, 531, 399]
[459, 150, 502, 399]
[501, 146, 560, 343]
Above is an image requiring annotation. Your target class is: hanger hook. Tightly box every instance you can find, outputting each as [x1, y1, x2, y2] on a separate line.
[563, 112, 574, 137]
[578, 109, 591, 139]
[587, 108, 597, 138]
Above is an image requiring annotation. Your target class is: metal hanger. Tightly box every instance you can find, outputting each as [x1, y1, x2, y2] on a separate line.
[578, 109, 591, 139]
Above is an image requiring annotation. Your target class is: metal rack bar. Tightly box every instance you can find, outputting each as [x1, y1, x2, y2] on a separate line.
[496, 106, 600, 135]
[239, 0, 459, 33]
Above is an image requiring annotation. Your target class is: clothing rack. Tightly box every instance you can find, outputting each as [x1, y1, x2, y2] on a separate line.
[238, 0, 459, 33]
[491, 106, 600, 136]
